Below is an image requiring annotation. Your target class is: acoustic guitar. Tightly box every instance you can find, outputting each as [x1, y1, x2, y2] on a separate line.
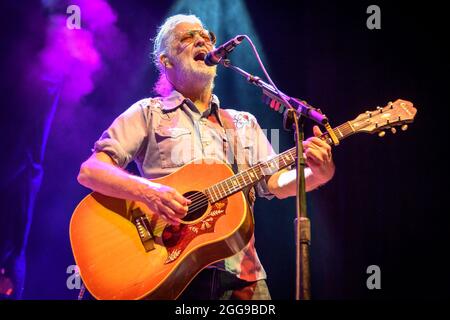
[70, 99, 416, 299]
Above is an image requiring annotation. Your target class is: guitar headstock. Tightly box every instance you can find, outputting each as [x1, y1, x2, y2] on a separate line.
[350, 99, 417, 136]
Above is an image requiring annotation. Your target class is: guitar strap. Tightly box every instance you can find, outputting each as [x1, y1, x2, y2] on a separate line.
[218, 109, 256, 207]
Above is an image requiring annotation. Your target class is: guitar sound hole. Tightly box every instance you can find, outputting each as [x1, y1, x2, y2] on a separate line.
[183, 191, 209, 222]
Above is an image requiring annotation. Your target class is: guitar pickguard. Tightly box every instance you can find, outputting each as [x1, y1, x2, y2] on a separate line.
[162, 199, 228, 264]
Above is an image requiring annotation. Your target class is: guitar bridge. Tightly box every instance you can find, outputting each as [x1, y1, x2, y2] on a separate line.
[131, 208, 155, 252]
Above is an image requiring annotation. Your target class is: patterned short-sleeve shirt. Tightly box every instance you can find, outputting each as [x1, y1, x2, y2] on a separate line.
[93, 90, 277, 282]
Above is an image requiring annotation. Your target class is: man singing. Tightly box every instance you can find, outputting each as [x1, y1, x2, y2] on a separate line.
[77, 14, 335, 300]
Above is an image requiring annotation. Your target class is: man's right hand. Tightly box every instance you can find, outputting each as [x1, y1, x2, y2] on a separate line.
[78, 152, 191, 225]
[140, 181, 191, 225]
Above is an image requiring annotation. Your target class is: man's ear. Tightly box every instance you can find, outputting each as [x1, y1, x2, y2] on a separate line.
[159, 54, 172, 69]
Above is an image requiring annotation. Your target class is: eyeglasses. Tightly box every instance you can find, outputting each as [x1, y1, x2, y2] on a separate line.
[177, 29, 217, 46]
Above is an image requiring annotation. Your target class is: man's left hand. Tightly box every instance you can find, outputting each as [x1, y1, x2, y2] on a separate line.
[303, 125, 335, 185]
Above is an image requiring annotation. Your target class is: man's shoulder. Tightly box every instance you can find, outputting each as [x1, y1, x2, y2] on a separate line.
[221, 108, 258, 129]
[120, 97, 166, 118]
[129, 97, 165, 112]
[111, 98, 166, 125]
[221, 108, 254, 117]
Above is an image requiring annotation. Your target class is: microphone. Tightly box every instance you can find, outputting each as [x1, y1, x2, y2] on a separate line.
[204, 35, 245, 66]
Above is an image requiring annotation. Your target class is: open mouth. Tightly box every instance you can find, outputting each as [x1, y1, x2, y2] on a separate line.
[193, 51, 207, 62]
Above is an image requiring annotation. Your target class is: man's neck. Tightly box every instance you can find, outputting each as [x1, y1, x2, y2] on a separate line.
[179, 85, 212, 113]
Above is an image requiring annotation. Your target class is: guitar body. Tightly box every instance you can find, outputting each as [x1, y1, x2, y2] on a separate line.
[69, 159, 253, 300]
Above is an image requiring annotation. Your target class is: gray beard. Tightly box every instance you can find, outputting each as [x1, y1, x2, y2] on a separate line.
[176, 63, 216, 90]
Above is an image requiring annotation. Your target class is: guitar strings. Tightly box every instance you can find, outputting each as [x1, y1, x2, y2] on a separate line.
[180, 144, 334, 214]
[183, 170, 257, 203]
[185, 176, 259, 212]
[186, 184, 243, 211]
[182, 148, 298, 211]
[184, 179, 249, 212]
[183, 151, 296, 208]
[185, 175, 261, 212]
[173, 122, 363, 214]
[184, 184, 241, 211]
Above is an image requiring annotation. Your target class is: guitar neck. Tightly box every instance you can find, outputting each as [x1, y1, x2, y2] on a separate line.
[205, 121, 356, 203]
[320, 121, 356, 146]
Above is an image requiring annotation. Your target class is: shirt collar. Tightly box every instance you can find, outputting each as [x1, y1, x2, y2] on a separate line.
[160, 90, 186, 111]
[160, 90, 222, 124]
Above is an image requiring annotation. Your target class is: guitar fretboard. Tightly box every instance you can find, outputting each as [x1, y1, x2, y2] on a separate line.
[204, 121, 356, 203]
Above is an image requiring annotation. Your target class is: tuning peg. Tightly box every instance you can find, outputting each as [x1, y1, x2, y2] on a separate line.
[378, 131, 386, 137]
[401, 124, 408, 131]
[391, 127, 397, 134]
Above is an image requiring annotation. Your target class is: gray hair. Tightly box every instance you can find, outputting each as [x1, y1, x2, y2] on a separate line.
[152, 14, 204, 72]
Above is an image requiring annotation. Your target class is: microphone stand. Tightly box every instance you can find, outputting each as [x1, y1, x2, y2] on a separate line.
[284, 108, 310, 300]
[219, 58, 332, 300]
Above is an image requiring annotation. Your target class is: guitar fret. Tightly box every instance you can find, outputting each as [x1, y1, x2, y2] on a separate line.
[241, 172, 248, 185]
[225, 179, 232, 194]
[204, 189, 212, 202]
[235, 174, 242, 188]
[342, 122, 355, 138]
[218, 181, 226, 198]
[342, 123, 352, 134]
[226, 179, 233, 194]
[212, 185, 218, 201]
[232, 175, 241, 192]
[213, 184, 219, 201]
[237, 174, 245, 188]
[246, 171, 253, 183]
[209, 190, 216, 203]
[252, 167, 260, 180]
[242, 171, 249, 185]
[236, 173, 243, 186]
[345, 122, 352, 129]
[236, 172, 242, 183]
[242, 172, 248, 184]
[229, 177, 235, 190]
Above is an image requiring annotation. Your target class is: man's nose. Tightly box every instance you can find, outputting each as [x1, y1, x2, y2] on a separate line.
[193, 35, 206, 47]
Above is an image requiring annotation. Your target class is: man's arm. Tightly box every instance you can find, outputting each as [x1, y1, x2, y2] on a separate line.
[267, 126, 335, 199]
[77, 152, 190, 225]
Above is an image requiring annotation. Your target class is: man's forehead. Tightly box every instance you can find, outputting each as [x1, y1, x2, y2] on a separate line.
[173, 22, 204, 33]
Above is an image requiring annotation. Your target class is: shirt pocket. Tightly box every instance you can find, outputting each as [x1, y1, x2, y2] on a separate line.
[154, 126, 193, 168]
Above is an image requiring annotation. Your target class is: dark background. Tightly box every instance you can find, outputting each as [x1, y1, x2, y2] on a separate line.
[0, 0, 448, 299]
